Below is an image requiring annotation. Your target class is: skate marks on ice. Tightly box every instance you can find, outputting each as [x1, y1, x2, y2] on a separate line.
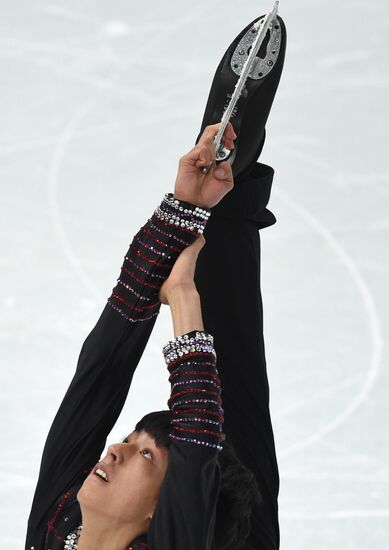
[1, 0, 389, 548]
[273, 186, 383, 459]
[262, 143, 389, 536]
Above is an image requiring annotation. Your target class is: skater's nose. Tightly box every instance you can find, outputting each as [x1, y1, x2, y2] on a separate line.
[106, 441, 136, 464]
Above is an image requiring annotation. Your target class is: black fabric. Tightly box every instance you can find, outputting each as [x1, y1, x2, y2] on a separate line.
[195, 162, 280, 549]
[25, 195, 221, 550]
[195, 15, 287, 180]
[210, 161, 277, 229]
[25, 169, 280, 550]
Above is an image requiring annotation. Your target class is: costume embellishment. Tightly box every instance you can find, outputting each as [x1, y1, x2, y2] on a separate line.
[64, 524, 82, 549]
[107, 194, 211, 323]
[63, 523, 147, 549]
[163, 330, 224, 451]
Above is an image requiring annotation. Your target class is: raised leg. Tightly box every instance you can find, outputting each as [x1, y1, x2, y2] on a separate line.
[194, 162, 280, 550]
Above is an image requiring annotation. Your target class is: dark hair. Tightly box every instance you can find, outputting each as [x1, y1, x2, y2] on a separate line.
[134, 410, 261, 550]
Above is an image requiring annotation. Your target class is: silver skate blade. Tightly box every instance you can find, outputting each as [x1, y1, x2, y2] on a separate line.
[201, 1, 279, 175]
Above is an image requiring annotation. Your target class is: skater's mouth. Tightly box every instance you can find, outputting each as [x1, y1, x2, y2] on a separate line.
[93, 463, 109, 482]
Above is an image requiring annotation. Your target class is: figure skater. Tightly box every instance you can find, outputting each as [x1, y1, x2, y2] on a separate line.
[25, 10, 286, 550]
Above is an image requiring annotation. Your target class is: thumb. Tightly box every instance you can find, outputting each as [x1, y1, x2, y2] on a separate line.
[213, 161, 233, 184]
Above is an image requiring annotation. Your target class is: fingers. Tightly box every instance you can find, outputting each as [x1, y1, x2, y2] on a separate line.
[193, 144, 214, 168]
[179, 140, 213, 167]
[180, 122, 237, 171]
[190, 122, 237, 170]
[223, 121, 237, 149]
[197, 121, 237, 150]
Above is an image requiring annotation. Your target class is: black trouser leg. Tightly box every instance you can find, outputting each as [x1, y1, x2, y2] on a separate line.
[194, 162, 280, 550]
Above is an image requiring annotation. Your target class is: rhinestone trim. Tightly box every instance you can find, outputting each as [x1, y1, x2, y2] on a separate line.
[64, 524, 82, 549]
[163, 330, 223, 450]
[107, 194, 211, 322]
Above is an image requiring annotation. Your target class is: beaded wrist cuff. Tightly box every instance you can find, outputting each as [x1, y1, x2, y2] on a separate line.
[162, 330, 216, 364]
[154, 193, 211, 235]
[163, 330, 224, 451]
[107, 194, 212, 323]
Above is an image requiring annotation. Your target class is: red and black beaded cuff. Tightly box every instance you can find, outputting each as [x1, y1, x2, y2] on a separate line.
[107, 194, 211, 323]
[163, 330, 224, 451]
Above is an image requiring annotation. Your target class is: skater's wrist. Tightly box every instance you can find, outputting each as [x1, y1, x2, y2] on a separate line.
[167, 286, 204, 338]
[166, 282, 198, 302]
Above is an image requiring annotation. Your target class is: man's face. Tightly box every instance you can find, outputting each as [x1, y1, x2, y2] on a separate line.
[78, 430, 169, 526]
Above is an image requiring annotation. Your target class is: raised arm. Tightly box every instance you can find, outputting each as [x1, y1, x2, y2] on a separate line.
[26, 123, 236, 543]
[147, 235, 224, 550]
[26, 195, 211, 537]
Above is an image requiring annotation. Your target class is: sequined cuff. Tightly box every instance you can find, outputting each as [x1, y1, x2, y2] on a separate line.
[163, 330, 224, 451]
[107, 195, 211, 323]
[154, 193, 211, 235]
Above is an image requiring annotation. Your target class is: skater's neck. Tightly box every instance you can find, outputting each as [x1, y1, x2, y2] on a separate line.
[77, 512, 147, 550]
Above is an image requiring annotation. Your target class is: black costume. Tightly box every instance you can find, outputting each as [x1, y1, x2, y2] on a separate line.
[25, 161, 279, 550]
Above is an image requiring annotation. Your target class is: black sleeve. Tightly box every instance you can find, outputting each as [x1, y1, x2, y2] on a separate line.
[147, 329, 224, 550]
[26, 194, 211, 536]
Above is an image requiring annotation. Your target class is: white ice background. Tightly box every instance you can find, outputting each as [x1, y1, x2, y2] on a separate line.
[0, 1, 388, 548]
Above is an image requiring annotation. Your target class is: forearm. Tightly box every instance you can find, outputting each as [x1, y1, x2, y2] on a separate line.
[108, 193, 210, 323]
[161, 285, 224, 451]
[27, 194, 211, 535]
[167, 286, 204, 337]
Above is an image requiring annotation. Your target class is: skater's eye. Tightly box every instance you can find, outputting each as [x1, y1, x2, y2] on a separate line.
[139, 448, 153, 461]
[121, 437, 153, 461]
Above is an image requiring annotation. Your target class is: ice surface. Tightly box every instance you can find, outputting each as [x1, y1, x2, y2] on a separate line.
[1, 0, 388, 548]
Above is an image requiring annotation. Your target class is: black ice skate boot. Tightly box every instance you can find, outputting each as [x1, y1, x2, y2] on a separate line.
[197, 5, 287, 230]
[195, 7, 287, 182]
